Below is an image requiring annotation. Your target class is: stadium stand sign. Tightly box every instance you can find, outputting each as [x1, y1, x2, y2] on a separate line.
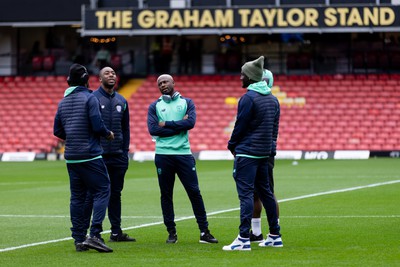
[82, 5, 400, 36]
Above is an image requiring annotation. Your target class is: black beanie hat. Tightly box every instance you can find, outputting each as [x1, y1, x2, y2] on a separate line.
[67, 63, 89, 86]
[241, 56, 264, 82]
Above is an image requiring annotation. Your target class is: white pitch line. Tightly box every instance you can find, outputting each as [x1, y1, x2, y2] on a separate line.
[277, 180, 400, 203]
[1, 180, 399, 253]
[207, 215, 400, 219]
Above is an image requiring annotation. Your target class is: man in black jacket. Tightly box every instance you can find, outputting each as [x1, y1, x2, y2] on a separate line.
[53, 63, 114, 253]
[85, 66, 135, 242]
[223, 56, 282, 251]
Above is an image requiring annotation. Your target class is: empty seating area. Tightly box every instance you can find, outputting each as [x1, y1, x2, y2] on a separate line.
[0, 75, 101, 153]
[0, 73, 399, 153]
[129, 74, 400, 152]
[273, 74, 400, 151]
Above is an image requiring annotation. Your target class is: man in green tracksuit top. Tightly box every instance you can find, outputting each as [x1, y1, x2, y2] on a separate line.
[147, 74, 218, 244]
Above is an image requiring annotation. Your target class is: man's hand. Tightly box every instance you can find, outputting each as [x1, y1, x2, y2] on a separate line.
[106, 131, 114, 140]
[268, 156, 275, 169]
[183, 114, 188, 120]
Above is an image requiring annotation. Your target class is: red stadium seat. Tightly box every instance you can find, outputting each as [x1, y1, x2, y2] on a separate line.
[43, 55, 55, 71]
[32, 56, 43, 71]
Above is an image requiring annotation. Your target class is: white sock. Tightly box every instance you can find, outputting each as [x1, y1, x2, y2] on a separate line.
[251, 218, 262, 236]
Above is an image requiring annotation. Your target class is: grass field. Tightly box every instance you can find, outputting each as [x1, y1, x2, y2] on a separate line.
[0, 158, 399, 266]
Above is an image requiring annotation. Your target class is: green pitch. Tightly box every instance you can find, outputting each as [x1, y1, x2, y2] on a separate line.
[0, 159, 399, 266]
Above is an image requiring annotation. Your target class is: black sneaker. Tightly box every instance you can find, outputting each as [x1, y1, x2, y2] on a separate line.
[83, 236, 113, 253]
[75, 242, 89, 252]
[109, 232, 136, 242]
[199, 229, 218, 244]
[250, 231, 264, 243]
[166, 232, 178, 244]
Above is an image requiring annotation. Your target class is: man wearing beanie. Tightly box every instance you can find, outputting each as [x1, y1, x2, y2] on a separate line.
[250, 68, 280, 243]
[54, 63, 115, 253]
[223, 56, 282, 251]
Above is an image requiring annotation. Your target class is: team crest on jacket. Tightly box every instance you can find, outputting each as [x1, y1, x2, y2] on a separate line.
[116, 105, 122, 112]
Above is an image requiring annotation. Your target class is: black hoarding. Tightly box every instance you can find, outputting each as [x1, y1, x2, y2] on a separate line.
[82, 6, 400, 36]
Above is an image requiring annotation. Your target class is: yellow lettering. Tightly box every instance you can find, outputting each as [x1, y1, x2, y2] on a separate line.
[262, 9, 277, 27]
[347, 8, 363, 26]
[277, 9, 288, 27]
[249, 9, 265, 27]
[95, 11, 107, 29]
[137, 10, 155, 29]
[336, 8, 350, 26]
[286, 8, 304, 27]
[363, 7, 378, 25]
[238, 9, 251, 27]
[106, 11, 120, 28]
[155, 10, 169, 28]
[380, 7, 395, 26]
[324, 8, 337, 26]
[169, 10, 184, 28]
[121, 11, 132, 28]
[199, 10, 215, 27]
[215, 9, 234, 27]
[305, 8, 318, 26]
[184, 9, 199, 27]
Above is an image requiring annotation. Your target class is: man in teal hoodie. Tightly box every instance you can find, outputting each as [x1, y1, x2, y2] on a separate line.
[147, 74, 218, 245]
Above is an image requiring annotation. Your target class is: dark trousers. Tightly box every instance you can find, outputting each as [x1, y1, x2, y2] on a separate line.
[84, 154, 128, 234]
[105, 155, 128, 234]
[67, 158, 110, 243]
[233, 157, 280, 238]
[155, 154, 208, 233]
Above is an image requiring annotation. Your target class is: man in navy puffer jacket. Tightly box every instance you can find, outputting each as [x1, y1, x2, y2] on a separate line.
[84, 66, 135, 242]
[223, 56, 282, 251]
[54, 63, 115, 253]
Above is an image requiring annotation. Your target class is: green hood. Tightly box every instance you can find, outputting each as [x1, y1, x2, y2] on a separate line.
[263, 69, 274, 88]
[247, 80, 271, 95]
[64, 86, 78, 97]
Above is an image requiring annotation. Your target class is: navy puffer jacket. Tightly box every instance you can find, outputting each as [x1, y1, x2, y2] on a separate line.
[228, 87, 280, 157]
[53, 86, 111, 160]
[93, 87, 130, 155]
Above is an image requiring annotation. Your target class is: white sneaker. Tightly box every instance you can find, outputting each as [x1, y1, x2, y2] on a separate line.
[259, 234, 283, 247]
[222, 235, 251, 251]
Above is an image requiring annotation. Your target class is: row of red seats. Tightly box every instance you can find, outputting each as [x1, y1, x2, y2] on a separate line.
[0, 74, 399, 153]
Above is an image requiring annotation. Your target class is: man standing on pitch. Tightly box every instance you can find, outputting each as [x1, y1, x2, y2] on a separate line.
[54, 63, 114, 252]
[223, 56, 282, 251]
[250, 68, 280, 243]
[83, 66, 135, 242]
[147, 74, 218, 244]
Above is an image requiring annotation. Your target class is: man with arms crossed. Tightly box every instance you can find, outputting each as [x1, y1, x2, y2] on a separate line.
[147, 74, 218, 244]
